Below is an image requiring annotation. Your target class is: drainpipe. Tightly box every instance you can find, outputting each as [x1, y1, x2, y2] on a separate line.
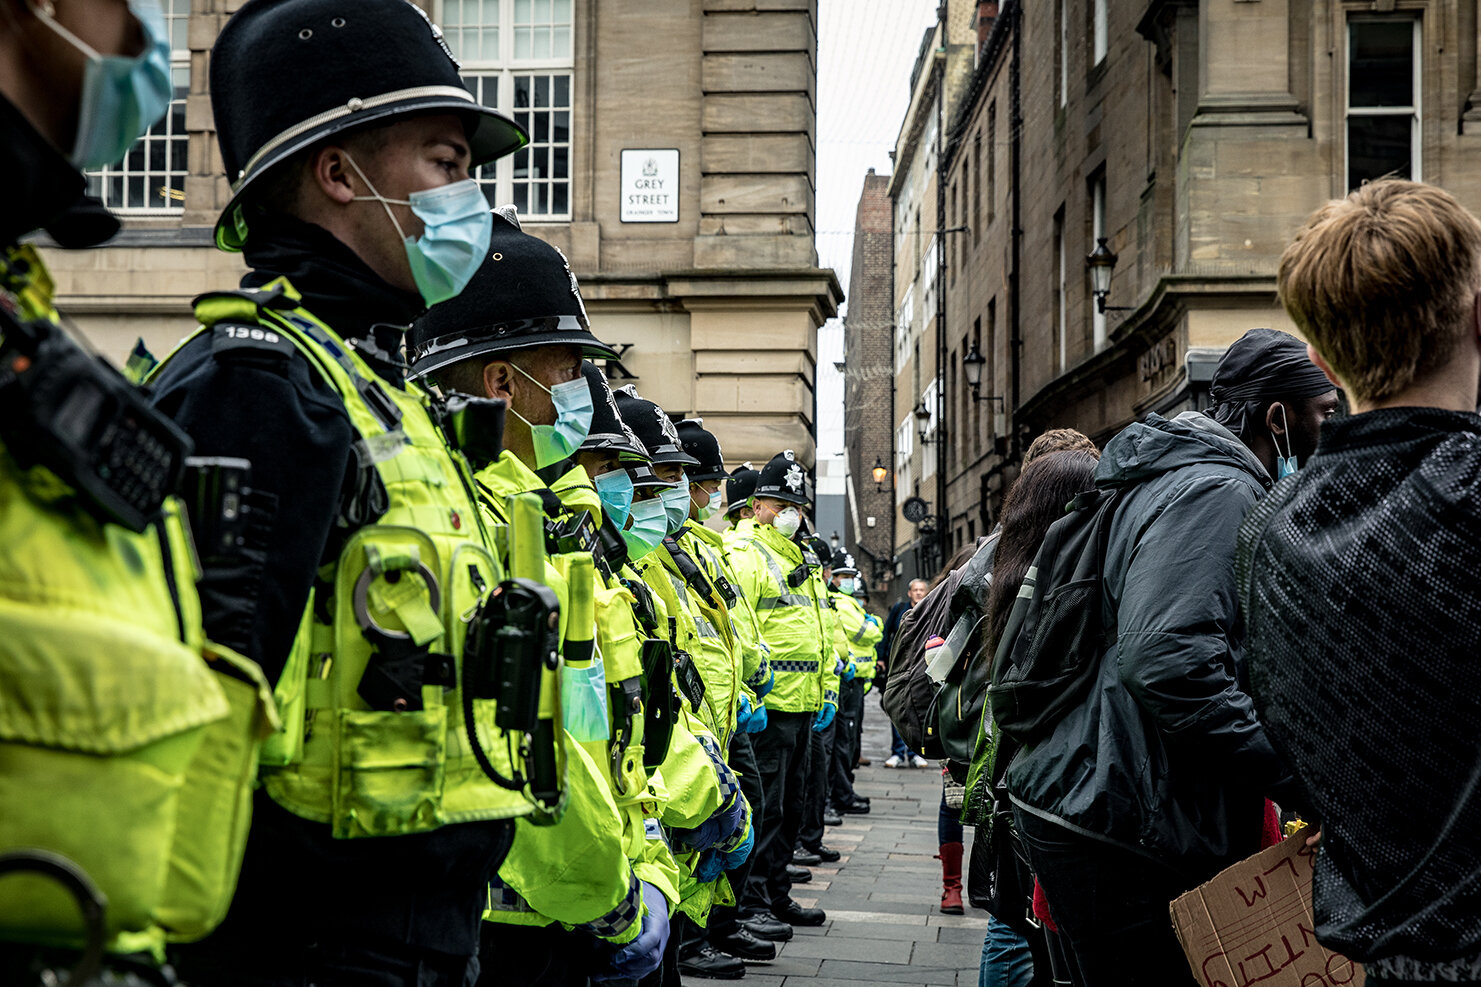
[933, 5, 949, 574]
[1008, 0, 1023, 461]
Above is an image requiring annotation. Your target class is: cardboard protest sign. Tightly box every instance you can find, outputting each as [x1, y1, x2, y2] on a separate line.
[1170, 830, 1365, 987]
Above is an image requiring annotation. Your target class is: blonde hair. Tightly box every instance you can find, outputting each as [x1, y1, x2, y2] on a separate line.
[1023, 428, 1098, 466]
[1277, 180, 1481, 404]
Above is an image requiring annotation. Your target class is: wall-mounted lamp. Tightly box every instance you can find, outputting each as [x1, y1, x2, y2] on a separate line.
[962, 343, 1008, 437]
[1087, 237, 1133, 315]
[914, 400, 932, 440]
[872, 457, 888, 489]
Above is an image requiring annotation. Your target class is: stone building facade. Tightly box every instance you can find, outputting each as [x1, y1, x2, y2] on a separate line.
[923, 0, 1481, 551]
[41, 0, 840, 468]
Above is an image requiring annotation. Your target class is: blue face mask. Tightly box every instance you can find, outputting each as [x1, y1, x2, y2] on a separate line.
[348, 155, 494, 307]
[1273, 404, 1299, 480]
[622, 496, 667, 560]
[593, 468, 635, 528]
[838, 578, 856, 596]
[660, 480, 691, 535]
[35, 0, 174, 169]
[506, 368, 595, 468]
[560, 653, 610, 743]
[695, 487, 722, 522]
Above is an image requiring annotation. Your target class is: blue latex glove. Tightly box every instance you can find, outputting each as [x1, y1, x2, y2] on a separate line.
[813, 701, 837, 732]
[755, 666, 776, 699]
[843, 660, 857, 682]
[735, 694, 754, 732]
[672, 794, 745, 851]
[593, 882, 669, 982]
[834, 656, 846, 675]
[865, 614, 881, 628]
[722, 818, 755, 870]
[694, 849, 727, 883]
[745, 702, 768, 734]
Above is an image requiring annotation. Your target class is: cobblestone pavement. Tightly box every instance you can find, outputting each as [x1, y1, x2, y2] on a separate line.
[706, 692, 988, 987]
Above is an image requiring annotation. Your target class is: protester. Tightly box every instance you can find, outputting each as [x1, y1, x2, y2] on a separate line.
[975, 448, 1101, 987]
[1242, 179, 1481, 985]
[1002, 329, 1334, 985]
[880, 578, 930, 768]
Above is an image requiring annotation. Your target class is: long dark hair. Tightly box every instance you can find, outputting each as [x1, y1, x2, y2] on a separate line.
[983, 450, 1101, 661]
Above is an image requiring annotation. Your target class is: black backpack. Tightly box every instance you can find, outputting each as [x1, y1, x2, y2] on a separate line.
[987, 486, 1123, 743]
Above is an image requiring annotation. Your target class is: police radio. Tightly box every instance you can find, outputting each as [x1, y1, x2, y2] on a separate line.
[464, 578, 561, 734]
[0, 300, 190, 532]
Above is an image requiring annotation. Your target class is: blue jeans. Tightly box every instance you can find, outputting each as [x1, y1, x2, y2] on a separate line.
[979, 915, 1035, 987]
[889, 723, 910, 759]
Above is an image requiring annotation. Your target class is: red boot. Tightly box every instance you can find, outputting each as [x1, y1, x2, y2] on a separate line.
[938, 842, 964, 914]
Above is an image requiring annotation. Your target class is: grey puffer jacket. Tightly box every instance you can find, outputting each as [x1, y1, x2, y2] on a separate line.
[1005, 412, 1298, 877]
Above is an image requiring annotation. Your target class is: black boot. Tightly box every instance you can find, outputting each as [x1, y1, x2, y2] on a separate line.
[791, 846, 822, 866]
[711, 926, 777, 961]
[738, 912, 793, 942]
[785, 863, 812, 883]
[677, 943, 746, 980]
[774, 899, 826, 927]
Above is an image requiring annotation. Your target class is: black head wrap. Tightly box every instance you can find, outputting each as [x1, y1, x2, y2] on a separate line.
[1208, 328, 1334, 440]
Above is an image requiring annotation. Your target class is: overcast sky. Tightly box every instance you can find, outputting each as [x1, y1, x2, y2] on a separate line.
[815, 0, 940, 461]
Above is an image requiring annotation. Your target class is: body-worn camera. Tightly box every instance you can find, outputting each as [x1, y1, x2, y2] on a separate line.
[0, 304, 190, 532]
[786, 563, 811, 589]
[439, 393, 505, 469]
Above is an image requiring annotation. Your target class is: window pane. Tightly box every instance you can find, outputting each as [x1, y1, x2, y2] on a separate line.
[513, 184, 528, 213]
[552, 146, 568, 179]
[515, 30, 531, 59]
[516, 0, 531, 19]
[553, 110, 568, 143]
[1348, 115, 1412, 188]
[554, 74, 570, 106]
[1350, 21, 1413, 108]
[534, 75, 550, 107]
[534, 26, 550, 58]
[553, 26, 571, 59]
[515, 76, 531, 107]
[552, 183, 568, 215]
[532, 110, 549, 143]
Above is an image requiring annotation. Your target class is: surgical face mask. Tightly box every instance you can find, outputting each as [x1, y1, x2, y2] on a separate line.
[34, 0, 174, 169]
[837, 578, 856, 596]
[771, 506, 802, 539]
[695, 487, 722, 522]
[1272, 404, 1299, 480]
[347, 154, 493, 307]
[660, 480, 691, 536]
[504, 366, 594, 468]
[593, 468, 635, 528]
[621, 496, 667, 560]
[560, 653, 610, 744]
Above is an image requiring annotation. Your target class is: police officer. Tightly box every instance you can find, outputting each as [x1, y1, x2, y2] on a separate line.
[826, 552, 879, 815]
[144, 2, 538, 982]
[796, 535, 847, 864]
[408, 222, 671, 983]
[727, 452, 837, 931]
[723, 464, 759, 528]
[672, 420, 780, 972]
[613, 389, 754, 977]
[0, 2, 270, 982]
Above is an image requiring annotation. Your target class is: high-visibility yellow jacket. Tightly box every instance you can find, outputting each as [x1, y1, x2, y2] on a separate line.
[473, 453, 644, 944]
[725, 519, 834, 714]
[686, 523, 770, 697]
[830, 589, 883, 678]
[0, 247, 276, 958]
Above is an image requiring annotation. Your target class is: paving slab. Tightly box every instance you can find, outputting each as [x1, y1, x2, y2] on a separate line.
[777, 935, 913, 964]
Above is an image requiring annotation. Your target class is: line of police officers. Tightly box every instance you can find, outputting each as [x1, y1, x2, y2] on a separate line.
[0, 1, 882, 984]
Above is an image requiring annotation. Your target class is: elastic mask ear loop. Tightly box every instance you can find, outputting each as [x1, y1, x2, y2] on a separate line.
[504, 362, 553, 431]
[345, 152, 411, 243]
[1273, 403, 1295, 464]
[30, 1, 103, 59]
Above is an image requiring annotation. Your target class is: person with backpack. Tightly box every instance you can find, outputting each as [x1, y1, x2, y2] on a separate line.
[971, 446, 1101, 987]
[1243, 180, 1481, 986]
[993, 329, 1337, 986]
[880, 580, 930, 768]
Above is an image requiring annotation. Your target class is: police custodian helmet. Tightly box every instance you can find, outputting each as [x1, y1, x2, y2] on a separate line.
[753, 450, 810, 507]
[675, 419, 727, 483]
[407, 212, 618, 379]
[724, 464, 759, 518]
[613, 386, 698, 468]
[830, 550, 859, 575]
[579, 361, 648, 461]
[210, 0, 526, 251]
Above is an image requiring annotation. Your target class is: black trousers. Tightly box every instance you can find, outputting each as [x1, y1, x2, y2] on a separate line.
[744, 710, 812, 911]
[830, 678, 865, 804]
[797, 715, 833, 851]
[709, 732, 765, 931]
[479, 922, 590, 986]
[1015, 808, 1201, 987]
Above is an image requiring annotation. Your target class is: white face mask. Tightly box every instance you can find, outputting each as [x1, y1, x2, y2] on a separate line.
[771, 506, 802, 538]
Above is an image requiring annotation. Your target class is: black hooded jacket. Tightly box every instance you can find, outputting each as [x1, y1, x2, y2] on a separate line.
[1006, 412, 1298, 878]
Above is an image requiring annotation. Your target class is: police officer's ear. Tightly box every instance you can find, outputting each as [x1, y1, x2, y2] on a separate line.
[307, 144, 361, 207]
[480, 359, 518, 403]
